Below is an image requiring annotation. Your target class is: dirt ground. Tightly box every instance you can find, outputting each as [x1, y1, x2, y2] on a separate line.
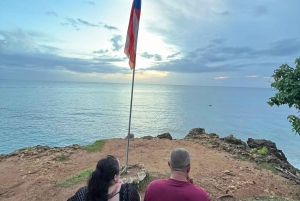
[0, 138, 300, 201]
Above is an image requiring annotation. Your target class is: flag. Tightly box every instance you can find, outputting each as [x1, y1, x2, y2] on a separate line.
[124, 0, 141, 70]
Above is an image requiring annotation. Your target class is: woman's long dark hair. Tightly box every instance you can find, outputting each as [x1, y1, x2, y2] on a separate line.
[86, 155, 119, 200]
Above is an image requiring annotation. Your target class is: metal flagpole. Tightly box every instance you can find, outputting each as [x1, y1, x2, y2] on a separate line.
[123, 0, 141, 173]
[125, 68, 136, 172]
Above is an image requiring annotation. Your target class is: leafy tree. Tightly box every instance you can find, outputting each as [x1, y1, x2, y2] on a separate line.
[268, 58, 300, 135]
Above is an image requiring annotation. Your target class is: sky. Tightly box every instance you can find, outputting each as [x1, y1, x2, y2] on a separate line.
[0, 0, 300, 87]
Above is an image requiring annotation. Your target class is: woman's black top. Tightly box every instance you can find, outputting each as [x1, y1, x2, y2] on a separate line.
[67, 183, 140, 201]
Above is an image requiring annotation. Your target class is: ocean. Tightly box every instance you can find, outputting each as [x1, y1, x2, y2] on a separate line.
[0, 79, 299, 168]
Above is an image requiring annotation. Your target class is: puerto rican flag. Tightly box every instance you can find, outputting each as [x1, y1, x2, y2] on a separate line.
[124, 0, 141, 70]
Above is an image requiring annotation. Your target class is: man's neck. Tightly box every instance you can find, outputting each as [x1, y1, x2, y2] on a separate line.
[170, 170, 188, 182]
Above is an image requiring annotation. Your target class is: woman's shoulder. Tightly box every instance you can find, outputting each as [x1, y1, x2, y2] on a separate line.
[67, 186, 88, 201]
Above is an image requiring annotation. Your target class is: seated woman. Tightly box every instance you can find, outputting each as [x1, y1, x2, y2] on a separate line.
[68, 155, 140, 201]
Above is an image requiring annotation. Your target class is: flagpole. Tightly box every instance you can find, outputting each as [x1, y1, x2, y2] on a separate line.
[124, 0, 141, 173]
[125, 68, 135, 172]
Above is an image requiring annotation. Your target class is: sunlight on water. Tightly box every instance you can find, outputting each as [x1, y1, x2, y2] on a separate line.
[0, 80, 299, 168]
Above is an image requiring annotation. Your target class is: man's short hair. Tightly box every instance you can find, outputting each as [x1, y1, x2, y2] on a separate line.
[169, 148, 190, 171]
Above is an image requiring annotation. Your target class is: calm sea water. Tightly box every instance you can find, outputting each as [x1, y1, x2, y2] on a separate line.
[0, 80, 299, 168]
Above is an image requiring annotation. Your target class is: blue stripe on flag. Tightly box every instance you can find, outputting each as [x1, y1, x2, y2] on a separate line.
[133, 0, 141, 10]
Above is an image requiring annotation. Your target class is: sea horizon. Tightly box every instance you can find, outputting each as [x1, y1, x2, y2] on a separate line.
[0, 78, 272, 89]
[1, 79, 299, 169]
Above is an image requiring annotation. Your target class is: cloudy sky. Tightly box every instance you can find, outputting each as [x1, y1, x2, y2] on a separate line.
[0, 0, 300, 87]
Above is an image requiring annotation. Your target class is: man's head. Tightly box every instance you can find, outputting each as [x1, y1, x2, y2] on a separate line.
[168, 148, 190, 172]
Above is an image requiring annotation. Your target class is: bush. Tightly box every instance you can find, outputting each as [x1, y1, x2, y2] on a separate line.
[257, 147, 268, 154]
[251, 147, 268, 154]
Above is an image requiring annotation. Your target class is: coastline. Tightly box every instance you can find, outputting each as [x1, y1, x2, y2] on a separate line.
[1, 128, 300, 173]
[1, 128, 300, 200]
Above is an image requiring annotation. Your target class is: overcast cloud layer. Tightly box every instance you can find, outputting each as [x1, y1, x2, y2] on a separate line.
[0, 0, 299, 87]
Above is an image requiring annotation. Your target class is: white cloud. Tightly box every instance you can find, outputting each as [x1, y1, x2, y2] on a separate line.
[152, 0, 229, 20]
[1, 0, 300, 87]
[246, 75, 259, 78]
[0, 29, 39, 53]
[215, 76, 229, 80]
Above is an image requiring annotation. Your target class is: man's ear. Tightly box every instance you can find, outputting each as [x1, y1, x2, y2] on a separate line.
[168, 161, 171, 168]
[187, 164, 191, 173]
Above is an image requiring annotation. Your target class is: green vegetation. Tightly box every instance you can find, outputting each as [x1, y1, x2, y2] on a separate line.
[268, 58, 300, 135]
[54, 154, 70, 162]
[254, 162, 277, 174]
[58, 168, 94, 188]
[135, 172, 155, 191]
[84, 139, 106, 152]
[251, 147, 268, 154]
[233, 155, 248, 161]
[258, 147, 268, 154]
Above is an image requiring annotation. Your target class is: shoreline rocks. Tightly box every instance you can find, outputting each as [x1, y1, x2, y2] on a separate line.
[124, 133, 135, 139]
[184, 127, 300, 184]
[247, 138, 287, 162]
[0, 144, 82, 162]
[157, 132, 172, 140]
[1, 128, 299, 184]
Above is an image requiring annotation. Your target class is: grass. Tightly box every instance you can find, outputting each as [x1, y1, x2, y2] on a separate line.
[254, 162, 277, 174]
[233, 155, 278, 174]
[251, 146, 268, 155]
[54, 154, 70, 162]
[58, 168, 94, 188]
[84, 139, 106, 152]
[233, 155, 249, 161]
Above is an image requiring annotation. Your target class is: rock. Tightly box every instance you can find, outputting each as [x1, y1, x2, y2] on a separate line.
[228, 186, 236, 190]
[217, 195, 236, 201]
[247, 138, 276, 149]
[68, 144, 82, 150]
[137, 171, 146, 181]
[121, 163, 149, 190]
[124, 133, 134, 139]
[0, 154, 6, 162]
[157, 133, 172, 140]
[247, 138, 287, 162]
[8, 152, 18, 157]
[222, 134, 248, 147]
[207, 133, 220, 138]
[141, 135, 153, 140]
[275, 150, 288, 162]
[184, 128, 206, 139]
[223, 170, 235, 176]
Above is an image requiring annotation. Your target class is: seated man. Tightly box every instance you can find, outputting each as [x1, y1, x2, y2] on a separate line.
[144, 148, 210, 201]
